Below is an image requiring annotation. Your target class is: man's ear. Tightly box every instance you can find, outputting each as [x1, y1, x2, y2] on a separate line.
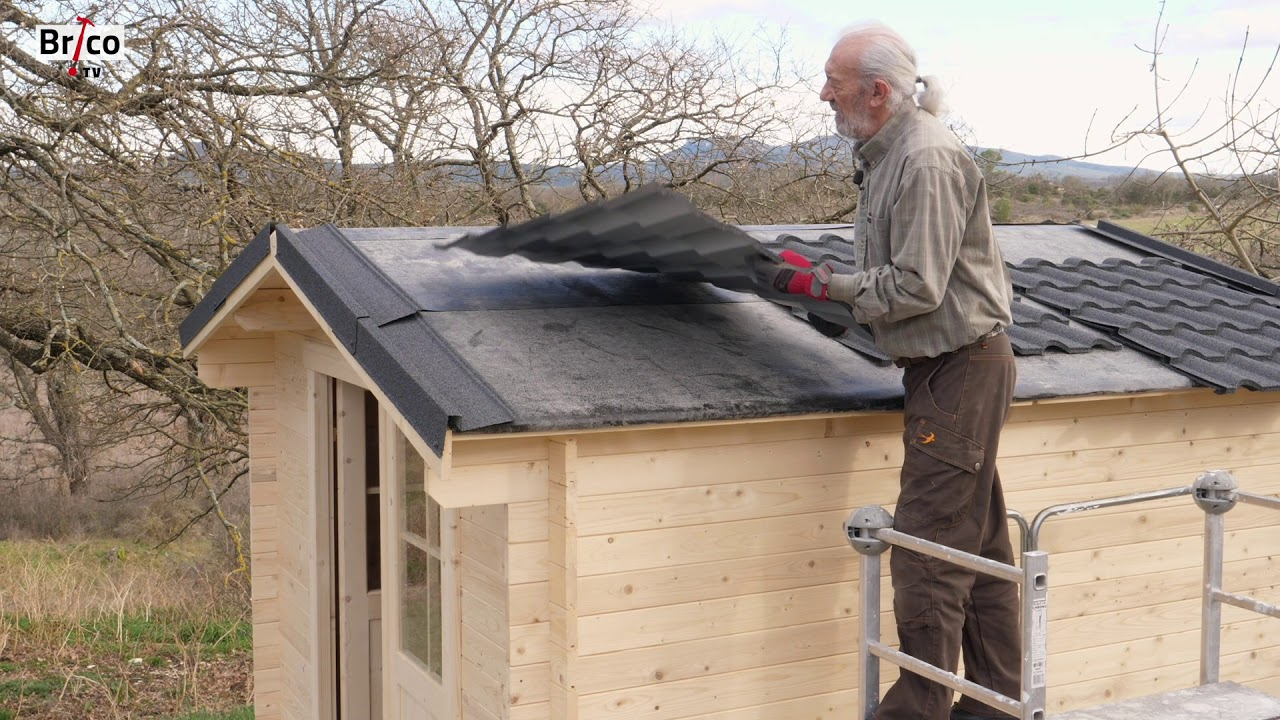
[871, 78, 891, 106]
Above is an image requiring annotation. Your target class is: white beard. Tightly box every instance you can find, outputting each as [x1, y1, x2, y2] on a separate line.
[834, 104, 877, 142]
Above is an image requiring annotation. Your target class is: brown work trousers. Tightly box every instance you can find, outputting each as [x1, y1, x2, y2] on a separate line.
[873, 332, 1021, 720]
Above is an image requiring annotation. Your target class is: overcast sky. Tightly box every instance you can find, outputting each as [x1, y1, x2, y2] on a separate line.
[643, 0, 1280, 170]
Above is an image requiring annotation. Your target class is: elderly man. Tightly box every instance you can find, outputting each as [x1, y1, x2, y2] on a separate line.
[761, 22, 1020, 720]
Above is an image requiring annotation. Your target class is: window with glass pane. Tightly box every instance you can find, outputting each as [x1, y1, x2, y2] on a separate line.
[399, 431, 443, 679]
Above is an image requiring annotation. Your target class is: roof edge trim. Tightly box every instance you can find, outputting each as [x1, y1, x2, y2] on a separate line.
[1091, 220, 1279, 297]
[179, 223, 276, 351]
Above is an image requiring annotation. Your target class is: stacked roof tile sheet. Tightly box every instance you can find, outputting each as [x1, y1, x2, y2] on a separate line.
[1011, 257, 1280, 391]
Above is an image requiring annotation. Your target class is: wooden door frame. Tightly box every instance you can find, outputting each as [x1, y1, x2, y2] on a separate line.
[334, 379, 373, 719]
[378, 407, 460, 719]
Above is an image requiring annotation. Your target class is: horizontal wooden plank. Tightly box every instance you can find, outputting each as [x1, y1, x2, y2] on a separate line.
[573, 617, 861, 695]
[576, 434, 900, 499]
[1006, 462, 1280, 522]
[459, 518, 508, 576]
[1046, 641, 1280, 713]
[461, 589, 507, 651]
[1048, 555, 1278, 621]
[577, 582, 856, 656]
[510, 541, 549, 585]
[576, 470, 898, 536]
[461, 625, 508, 690]
[1048, 524, 1280, 587]
[574, 417, 839, 458]
[509, 501, 549, 543]
[511, 581, 548, 627]
[577, 509, 850, 576]
[511, 622, 549, 667]
[199, 335, 276, 365]
[435, 460, 549, 506]
[576, 545, 860, 615]
[1037, 498, 1280, 554]
[1046, 597, 1251, 654]
[453, 436, 553, 467]
[234, 289, 319, 333]
[578, 653, 857, 720]
[677, 689, 858, 720]
[510, 662, 549, 706]
[508, 701, 550, 720]
[1050, 616, 1278, 687]
[999, 399, 1280, 458]
[458, 504, 510, 538]
[198, 361, 276, 388]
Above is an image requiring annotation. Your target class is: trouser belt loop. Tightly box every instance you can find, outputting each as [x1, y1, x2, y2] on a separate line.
[893, 325, 1004, 369]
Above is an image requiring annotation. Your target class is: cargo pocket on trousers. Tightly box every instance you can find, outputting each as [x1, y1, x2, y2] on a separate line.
[896, 418, 986, 528]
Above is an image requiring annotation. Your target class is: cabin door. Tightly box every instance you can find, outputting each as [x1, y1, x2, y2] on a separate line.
[330, 381, 383, 719]
[378, 410, 456, 720]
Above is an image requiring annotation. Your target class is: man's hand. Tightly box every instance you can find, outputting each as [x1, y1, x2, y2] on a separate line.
[753, 250, 833, 301]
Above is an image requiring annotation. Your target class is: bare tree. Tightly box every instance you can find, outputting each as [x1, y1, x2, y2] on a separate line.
[0, 0, 848, 555]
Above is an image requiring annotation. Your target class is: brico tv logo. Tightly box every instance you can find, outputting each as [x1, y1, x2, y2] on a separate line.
[36, 17, 127, 78]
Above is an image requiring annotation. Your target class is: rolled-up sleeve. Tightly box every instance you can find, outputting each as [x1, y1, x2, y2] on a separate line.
[827, 163, 971, 324]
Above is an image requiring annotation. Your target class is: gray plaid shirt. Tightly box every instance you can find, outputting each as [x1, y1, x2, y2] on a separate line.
[827, 107, 1013, 360]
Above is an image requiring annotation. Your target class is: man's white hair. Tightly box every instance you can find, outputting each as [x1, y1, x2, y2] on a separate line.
[836, 22, 947, 117]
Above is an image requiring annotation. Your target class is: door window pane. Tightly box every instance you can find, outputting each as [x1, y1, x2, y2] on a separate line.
[397, 431, 442, 679]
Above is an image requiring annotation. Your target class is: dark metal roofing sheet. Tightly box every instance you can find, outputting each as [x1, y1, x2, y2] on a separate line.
[1012, 256, 1280, 392]
[445, 185, 761, 291]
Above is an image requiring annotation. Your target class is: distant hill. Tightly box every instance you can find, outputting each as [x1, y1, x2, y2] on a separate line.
[978, 148, 1157, 182]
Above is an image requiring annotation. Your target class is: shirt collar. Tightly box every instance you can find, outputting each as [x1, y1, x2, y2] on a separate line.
[855, 106, 917, 169]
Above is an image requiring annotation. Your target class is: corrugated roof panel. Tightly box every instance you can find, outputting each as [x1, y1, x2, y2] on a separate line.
[1013, 256, 1280, 392]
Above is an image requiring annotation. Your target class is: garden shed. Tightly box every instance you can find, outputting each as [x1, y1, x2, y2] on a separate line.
[179, 194, 1280, 720]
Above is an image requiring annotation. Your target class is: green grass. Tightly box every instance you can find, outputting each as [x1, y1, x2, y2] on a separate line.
[169, 706, 254, 720]
[63, 611, 252, 656]
[0, 676, 60, 701]
[1110, 212, 1199, 235]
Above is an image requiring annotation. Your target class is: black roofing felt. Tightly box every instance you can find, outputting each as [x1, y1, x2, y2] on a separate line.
[183, 196, 1280, 438]
[178, 224, 272, 346]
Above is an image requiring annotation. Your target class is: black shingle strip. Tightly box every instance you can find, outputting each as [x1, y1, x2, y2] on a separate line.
[358, 316, 515, 444]
[1073, 302, 1280, 332]
[1121, 325, 1280, 361]
[277, 226, 515, 448]
[1007, 300, 1121, 355]
[1170, 354, 1280, 392]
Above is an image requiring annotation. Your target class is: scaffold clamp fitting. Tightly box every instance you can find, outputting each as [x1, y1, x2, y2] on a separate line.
[1193, 469, 1239, 515]
[844, 506, 894, 555]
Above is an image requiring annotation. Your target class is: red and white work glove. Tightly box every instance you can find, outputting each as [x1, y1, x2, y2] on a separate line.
[755, 250, 835, 301]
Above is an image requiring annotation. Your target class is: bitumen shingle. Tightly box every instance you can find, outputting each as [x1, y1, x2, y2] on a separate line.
[183, 190, 1280, 438]
[1012, 257, 1280, 391]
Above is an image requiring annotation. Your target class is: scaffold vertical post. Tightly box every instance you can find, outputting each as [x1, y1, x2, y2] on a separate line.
[861, 551, 881, 720]
[1201, 510, 1225, 684]
[844, 506, 894, 720]
[1192, 469, 1238, 685]
[1020, 551, 1049, 720]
